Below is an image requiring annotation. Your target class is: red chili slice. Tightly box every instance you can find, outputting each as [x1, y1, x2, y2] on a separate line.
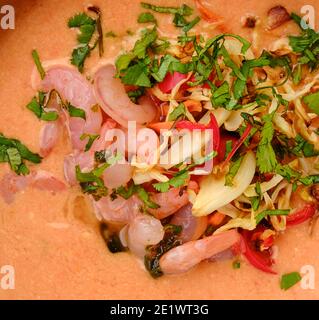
[222, 123, 253, 166]
[286, 204, 316, 226]
[176, 113, 220, 151]
[241, 229, 277, 274]
[158, 72, 188, 94]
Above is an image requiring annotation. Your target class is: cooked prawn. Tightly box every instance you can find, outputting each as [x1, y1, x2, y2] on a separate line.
[93, 64, 157, 128]
[148, 188, 189, 219]
[159, 229, 240, 274]
[35, 65, 102, 151]
[127, 214, 164, 257]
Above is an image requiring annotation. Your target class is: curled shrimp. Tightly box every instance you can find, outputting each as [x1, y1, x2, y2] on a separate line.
[0, 170, 66, 204]
[93, 195, 142, 224]
[126, 214, 164, 257]
[148, 188, 189, 219]
[93, 64, 157, 128]
[159, 229, 240, 274]
[33, 64, 102, 151]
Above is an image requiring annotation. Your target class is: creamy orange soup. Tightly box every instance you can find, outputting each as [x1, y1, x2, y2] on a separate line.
[0, 0, 319, 299]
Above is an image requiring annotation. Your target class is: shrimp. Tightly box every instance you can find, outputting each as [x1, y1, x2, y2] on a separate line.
[170, 203, 208, 243]
[127, 214, 164, 257]
[93, 195, 142, 223]
[34, 65, 102, 151]
[159, 229, 240, 274]
[64, 118, 133, 188]
[63, 151, 94, 186]
[0, 170, 66, 204]
[93, 119, 134, 188]
[148, 188, 189, 219]
[39, 121, 61, 157]
[93, 64, 157, 128]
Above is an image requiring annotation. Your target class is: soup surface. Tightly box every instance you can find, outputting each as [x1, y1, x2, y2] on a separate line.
[0, 0, 319, 299]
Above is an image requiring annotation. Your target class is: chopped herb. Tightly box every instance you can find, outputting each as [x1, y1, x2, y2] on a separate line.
[141, 2, 193, 16]
[280, 272, 302, 290]
[289, 13, 319, 71]
[256, 113, 278, 173]
[68, 12, 95, 27]
[212, 81, 231, 107]
[153, 151, 216, 192]
[121, 63, 152, 87]
[255, 209, 290, 224]
[303, 91, 319, 115]
[276, 164, 301, 182]
[80, 133, 100, 152]
[0, 133, 42, 175]
[144, 224, 182, 278]
[70, 45, 91, 72]
[225, 156, 243, 187]
[105, 31, 117, 38]
[299, 175, 319, 186]
[182, 16, 200, 33]
[76, 153, 121, 200]
[68, 8, 103, 72]
[292, 134, 319, 158]
[232, 260, 241, 269]
[31, 49, 46, 80]
[168, 103, 186, 121]
[113, 182, 159, 209]
[26, 93, 59, 122]
[138, 12, 157, 24]
[67, 103, 86, 120]
[250, 182, 262, 211]
[127, 88, 145, 103]
[225, 140, 233, 159]
[153, 170, 189, 193]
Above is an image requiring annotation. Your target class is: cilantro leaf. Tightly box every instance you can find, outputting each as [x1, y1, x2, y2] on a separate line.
[68, 13, 95, 27]
[67, 103, 86, 120]
[256, 113, 278, 173]
[138, 12, 157, 24]
[133, 28, 157, 59]
[121, 63, 152, 87]
[31, 49, 46, 80]
[0, 133, 42, 175]
[141, 3, 193, 16]
[225, 156, 243, 187]
[280, 272, 302, 290]
[26, 93, 59, 122]
[168, 103, 186, 121]
[303, 91, 319, 115]
[212, 81, 231, 107]
[70, 45, 91, 73]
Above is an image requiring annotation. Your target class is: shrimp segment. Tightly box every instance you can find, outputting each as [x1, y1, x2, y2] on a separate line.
[127, 215, 164, 257]
[36, 65, 102, 151]
[148, 188, 190, 219]
[159, 229, 240, 274]
[93, 195, 142, 223]
[93, 65, 157, 128]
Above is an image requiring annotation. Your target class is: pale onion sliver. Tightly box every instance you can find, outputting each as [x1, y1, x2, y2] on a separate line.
[192, 151, 256, 217]
[244, 174, 284, 198]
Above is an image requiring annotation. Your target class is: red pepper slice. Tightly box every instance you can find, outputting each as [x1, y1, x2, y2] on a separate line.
[241, 229, 277, 274]
[286, 204, 316, 226]
[223, 123, 253, 165]
[158, 72, 188, 94]
[176, 113, 220, 151]
[214, 132, 238, 164]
